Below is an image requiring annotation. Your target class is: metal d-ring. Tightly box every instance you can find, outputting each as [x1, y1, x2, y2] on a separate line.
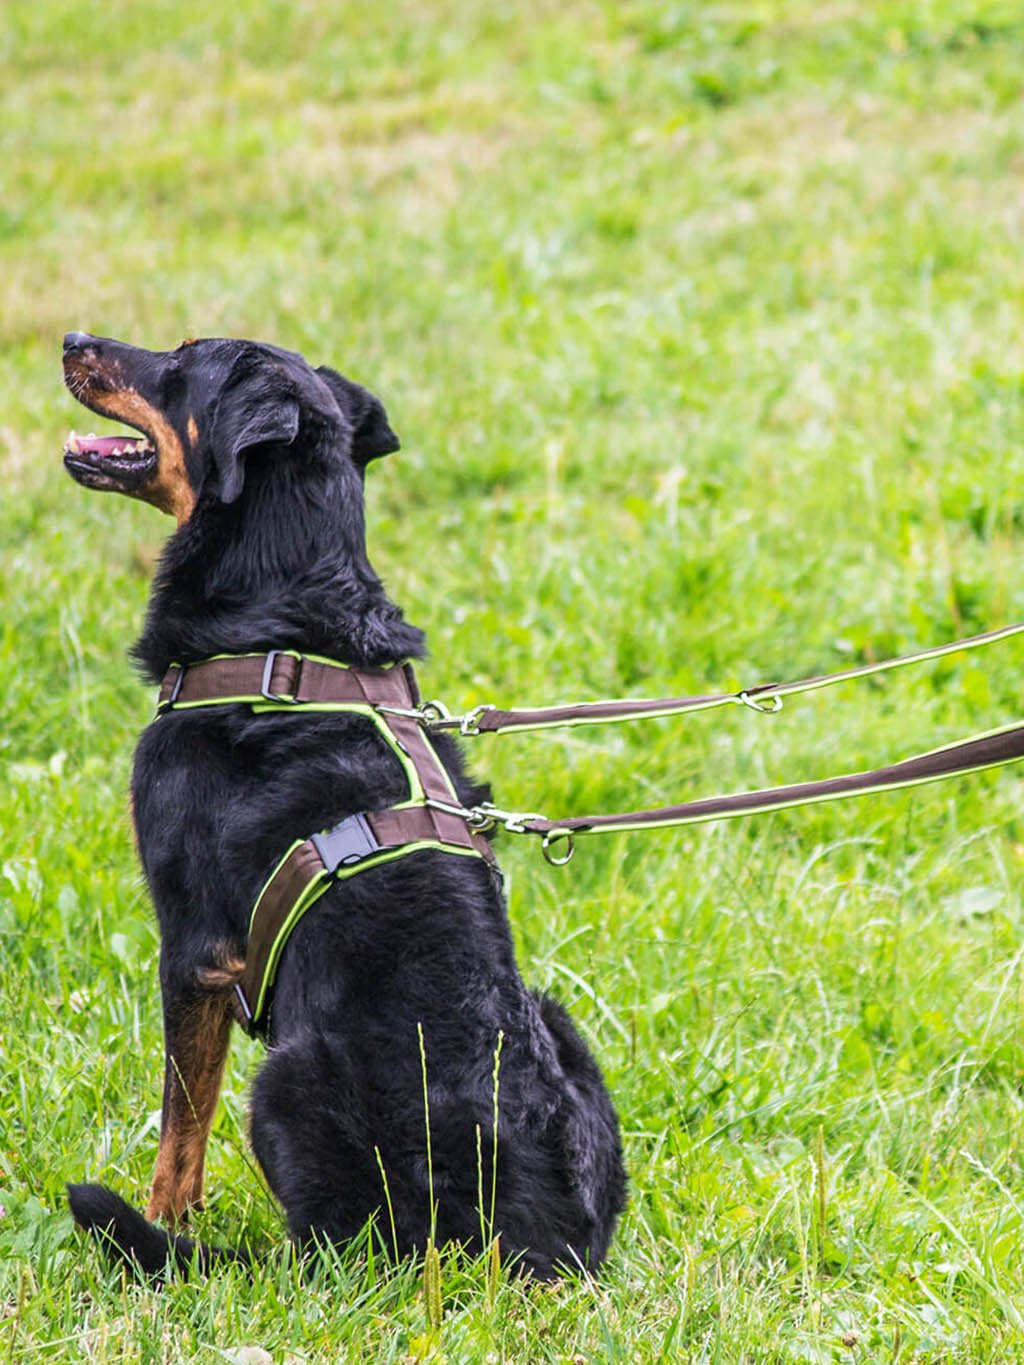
[541, 829, 576, 866]
[737, 690, 783, 714]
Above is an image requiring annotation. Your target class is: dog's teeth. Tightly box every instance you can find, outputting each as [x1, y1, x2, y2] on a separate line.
[66, 431, 81, 453]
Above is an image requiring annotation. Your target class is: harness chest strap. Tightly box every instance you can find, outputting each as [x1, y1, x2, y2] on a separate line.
[157, 652, 495, 1035]
[234, 803, 493, 1031]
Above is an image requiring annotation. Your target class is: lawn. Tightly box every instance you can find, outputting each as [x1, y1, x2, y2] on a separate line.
[5, 1, 1024, 1359]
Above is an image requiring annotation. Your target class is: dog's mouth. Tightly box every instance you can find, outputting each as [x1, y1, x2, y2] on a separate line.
[63, 428, 158, 492]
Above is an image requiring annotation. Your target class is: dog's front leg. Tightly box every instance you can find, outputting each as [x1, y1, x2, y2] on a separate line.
[145, 965, 239, 1225]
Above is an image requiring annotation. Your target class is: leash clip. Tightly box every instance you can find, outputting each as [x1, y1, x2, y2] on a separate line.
[457, 704, 496, 737]
[469, 801, 547, 835]
[417, 702, 495, 736]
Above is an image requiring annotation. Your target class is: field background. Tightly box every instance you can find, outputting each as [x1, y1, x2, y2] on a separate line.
[4, 1, 1024, 1360]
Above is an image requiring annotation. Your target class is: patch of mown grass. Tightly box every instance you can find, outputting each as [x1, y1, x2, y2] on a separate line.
[6, 0, 1024, 1359]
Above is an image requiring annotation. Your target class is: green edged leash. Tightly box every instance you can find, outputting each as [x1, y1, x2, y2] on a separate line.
[417, 621, 1024, 736]
[466, 717, 1024, 865]
[156, 623, 1024, 1031]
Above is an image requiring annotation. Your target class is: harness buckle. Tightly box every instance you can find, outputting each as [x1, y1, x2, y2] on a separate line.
[311, 813, 381, 873]
[261, 650, 301, 704]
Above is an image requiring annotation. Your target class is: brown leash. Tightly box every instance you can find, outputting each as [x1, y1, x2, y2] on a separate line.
[466, 720, 1024, 864]
[156, 626, 1024, 1029]
[421, 622, 1024, 736]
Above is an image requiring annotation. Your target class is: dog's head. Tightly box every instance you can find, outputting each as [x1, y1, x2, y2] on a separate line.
[62, 333, 399, 523]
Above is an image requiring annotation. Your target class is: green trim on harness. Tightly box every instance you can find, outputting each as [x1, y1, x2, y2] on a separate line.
[155, 652, 493, 1037]
[240, 831, 485, 1028]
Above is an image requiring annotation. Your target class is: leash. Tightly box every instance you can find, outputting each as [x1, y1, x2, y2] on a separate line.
[396, 621, 1024, 863]
[415, 621, 1024, 736]
[460, 719, 1024, 864]
[155, 625, 1024, 1028]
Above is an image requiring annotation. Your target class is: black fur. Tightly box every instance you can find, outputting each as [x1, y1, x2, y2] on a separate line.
[66, 1183, 247, 1278]
[63, 334, 626, 1281]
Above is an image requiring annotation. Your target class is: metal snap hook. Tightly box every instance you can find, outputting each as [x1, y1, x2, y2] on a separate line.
[458, 704, 496, 737]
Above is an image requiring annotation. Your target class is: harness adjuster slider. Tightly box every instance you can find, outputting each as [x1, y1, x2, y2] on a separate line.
[157, 664, 187, 713]
[261, 649, 301, 704]
[311, 813, 381, 874]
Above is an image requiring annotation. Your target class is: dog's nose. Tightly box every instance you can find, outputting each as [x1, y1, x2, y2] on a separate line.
[63, 331, 94, 353]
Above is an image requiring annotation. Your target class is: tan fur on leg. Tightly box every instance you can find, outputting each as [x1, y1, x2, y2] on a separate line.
[146, 988, 235, 1224]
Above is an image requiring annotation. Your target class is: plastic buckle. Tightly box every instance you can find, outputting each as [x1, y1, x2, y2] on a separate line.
[260, 650, 300, 704]
[311, 813, 381, 873]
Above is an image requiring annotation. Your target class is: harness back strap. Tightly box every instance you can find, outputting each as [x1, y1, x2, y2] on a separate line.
[157, 652, 494, 1035]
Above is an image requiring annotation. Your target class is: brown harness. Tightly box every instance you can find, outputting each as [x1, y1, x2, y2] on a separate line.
[157, 652, 495, 1036]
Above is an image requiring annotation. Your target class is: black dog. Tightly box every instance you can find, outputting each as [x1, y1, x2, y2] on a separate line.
[62, 332, 625, 1279]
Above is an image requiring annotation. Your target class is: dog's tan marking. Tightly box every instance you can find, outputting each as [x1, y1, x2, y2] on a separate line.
[187, 414, 199, 449]
[196, 957, 244, 990]
[146, 988, 234, 1224]
[99, 388, 197, 525]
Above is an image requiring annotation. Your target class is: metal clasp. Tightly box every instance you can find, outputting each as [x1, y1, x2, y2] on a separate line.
[412, 702, 495, 736]
[456, 704, 495, 737]
[375, 698, 459, 726]
[233, 981, 256, 1032]
[467, 801, 547, 835]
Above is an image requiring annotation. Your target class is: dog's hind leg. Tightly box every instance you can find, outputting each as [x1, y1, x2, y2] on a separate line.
[146, 970, 238, 1225]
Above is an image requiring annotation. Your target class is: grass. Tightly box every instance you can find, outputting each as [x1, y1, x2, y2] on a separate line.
[5, 0, 1024, 1358]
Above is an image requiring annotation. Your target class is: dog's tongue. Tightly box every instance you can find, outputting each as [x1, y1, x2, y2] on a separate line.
[65, 432, 148, 457]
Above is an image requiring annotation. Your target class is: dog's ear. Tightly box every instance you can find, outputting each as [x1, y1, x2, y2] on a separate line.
[316, 367, 400, 465]
[208, 368, 300, 504]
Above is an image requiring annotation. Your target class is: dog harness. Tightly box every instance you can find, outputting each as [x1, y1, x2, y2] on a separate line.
[156, 650, 495, 1036]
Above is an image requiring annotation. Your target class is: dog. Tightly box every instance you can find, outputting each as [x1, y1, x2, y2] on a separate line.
[61, 331, 625, 1280]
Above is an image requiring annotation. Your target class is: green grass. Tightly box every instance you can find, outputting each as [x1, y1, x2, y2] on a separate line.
[6, 0, 1024, 1358]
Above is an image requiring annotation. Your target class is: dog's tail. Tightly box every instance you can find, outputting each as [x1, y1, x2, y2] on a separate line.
[67, 1183, 251, 1280]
